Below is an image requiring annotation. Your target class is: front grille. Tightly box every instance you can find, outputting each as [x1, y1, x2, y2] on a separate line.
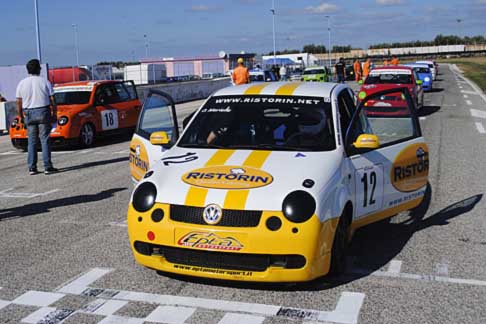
[170, 205, 262, 227]
[134, 241, 306, 272]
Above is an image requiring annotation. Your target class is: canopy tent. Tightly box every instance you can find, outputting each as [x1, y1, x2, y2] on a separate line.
[263, 58, 296, 66]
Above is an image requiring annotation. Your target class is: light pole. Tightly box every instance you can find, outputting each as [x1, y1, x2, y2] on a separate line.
[144, 34, 149, 58]
[34, 0, 42, 62]
[271, 0, 276, 65]
[72, 24, 79, 67]
[325, 15, 331, 73]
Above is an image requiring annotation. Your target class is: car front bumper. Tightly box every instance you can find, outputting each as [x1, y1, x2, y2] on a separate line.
[127, 203, 339, 282]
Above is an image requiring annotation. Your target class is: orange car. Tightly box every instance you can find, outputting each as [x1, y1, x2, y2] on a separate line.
[10, 80, 141, 149]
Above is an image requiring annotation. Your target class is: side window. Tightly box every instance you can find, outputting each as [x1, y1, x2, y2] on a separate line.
[360, 88, 419, 146]
[123, 81, 138, 100]
[338, 90, 364, 144]
[113, 83, 130, 102]
[137, 93, 178, 141]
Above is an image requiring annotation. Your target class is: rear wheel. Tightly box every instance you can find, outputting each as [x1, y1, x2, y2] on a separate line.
[79, 123, 95, 147]
[329, 212, 351, 276]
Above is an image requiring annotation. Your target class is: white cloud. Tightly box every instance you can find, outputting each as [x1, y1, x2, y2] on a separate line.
[305, 3, 338, 13]
[189, 5, 210, 12]
[376, 0, 403, 5]
[478, 0, 486, 4]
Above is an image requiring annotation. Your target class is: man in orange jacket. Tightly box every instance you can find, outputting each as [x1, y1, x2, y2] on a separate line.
[383, 57, 390, 66]
[362, 58, 371, 79]
[232, 58, 250, 85]
[353, 59, 362, 82]
[391, 56, 399, 65]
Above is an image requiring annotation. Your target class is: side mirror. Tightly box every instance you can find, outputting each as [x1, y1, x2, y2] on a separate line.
[150, 131, 170, 146]
[358, 79, 364, 85]
[353, 134, 380, 150]
[416, 80, 423, 85]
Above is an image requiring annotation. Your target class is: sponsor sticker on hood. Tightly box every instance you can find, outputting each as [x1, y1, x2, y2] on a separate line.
[182, 165, 273, 189]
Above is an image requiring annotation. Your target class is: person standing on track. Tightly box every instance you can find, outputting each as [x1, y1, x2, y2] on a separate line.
[383, 57, 391, 66]
[391, 56, 400, 65]
[279, 65, 288, 81]
[16, 59, 58, 175]
[362, 58, 372, 80]
[232, 57, 250, 85]
[335, 58, 346, 83]
[353, 59, 362, 82]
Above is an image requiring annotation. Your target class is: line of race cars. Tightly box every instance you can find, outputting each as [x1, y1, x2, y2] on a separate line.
[9, 62, 435, 283]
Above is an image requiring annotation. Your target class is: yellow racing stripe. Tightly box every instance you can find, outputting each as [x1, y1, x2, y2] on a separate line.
[244, 83, 269, 95]
[223, 150, 272, 210]
[275, 82, 301, 95]
[184, 149, 235, 207]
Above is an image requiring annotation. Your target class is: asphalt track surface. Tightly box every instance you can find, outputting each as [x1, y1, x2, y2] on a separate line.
[1, 65, 486, 323]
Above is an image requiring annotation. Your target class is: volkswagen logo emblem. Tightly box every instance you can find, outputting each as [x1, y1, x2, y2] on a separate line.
[203, 204, 223, 225]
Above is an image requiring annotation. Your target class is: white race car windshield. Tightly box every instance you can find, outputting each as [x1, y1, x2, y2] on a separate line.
[178, 95, 336, 152]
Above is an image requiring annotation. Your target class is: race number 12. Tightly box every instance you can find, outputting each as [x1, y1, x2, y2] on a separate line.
[355, 164, 384, 217]
[101, 110, 119, 131]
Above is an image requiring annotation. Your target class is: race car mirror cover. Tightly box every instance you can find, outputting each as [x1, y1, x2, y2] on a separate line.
[282, 190, 316, 223]
[132, 182, 157, 212]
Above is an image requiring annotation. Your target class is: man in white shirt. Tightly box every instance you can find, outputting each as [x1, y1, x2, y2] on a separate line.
[16, 59, 58, 175]
[279, 65, 287, 81]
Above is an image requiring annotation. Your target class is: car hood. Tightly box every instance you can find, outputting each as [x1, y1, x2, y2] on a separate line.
[56, 103, 91, 115]
[138, 146, 342, 211]
[360, 83, 414, 96]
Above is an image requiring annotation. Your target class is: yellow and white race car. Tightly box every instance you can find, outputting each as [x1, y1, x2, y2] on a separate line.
[127, 82, 429, 282]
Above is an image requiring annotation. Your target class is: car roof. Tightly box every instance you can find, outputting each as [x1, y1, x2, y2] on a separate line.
[372, 66, 413, 71]
[213, 82, 339, 98]
[54, 80, 118, 88]
[404, 63, 430, 68]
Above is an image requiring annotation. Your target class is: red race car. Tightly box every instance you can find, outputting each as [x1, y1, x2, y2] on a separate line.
[359, 66, 424, 117]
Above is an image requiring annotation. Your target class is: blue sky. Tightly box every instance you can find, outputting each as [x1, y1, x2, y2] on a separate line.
[1, 0, 485, 66]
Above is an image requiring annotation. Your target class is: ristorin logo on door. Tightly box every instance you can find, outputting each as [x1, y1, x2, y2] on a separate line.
[391, 143, 429, 192]
[129, 138, 149, 181]
[182, 165, 273, 189]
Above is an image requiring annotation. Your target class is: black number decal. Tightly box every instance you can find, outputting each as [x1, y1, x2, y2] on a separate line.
[104, 113, 109, 126]
[109, 113, 114, 125]
[361, 171, 377, 208]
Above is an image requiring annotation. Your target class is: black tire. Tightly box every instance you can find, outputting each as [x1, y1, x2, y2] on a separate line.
[11, 140, 27, 152]
[329, 212, 351, 276]
[79, 123, 95, 147]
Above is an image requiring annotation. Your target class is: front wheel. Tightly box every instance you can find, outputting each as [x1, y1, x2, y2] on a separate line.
[79, 123, 95, 147]
[329, 212, 351, 276]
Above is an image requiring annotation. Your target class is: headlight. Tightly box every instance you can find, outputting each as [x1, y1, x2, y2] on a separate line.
[58, 116, 69, 125]
[132, 182, 157, 212]
[424, 77, 430, 82]
[282, 190, 316, 223]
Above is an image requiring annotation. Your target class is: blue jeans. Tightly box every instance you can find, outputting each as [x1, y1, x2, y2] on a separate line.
[25, 107, 52, 169]
[337, 74, 345, 83]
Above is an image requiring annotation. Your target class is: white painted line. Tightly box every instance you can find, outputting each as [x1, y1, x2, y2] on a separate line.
[475, 122, 486, 134]
[109, 220, 128, 227]
[116, 290, 281, 316]
[0, 188, 60, 199]
[461, 90, 479, 95]
[81, 298, 128, 316]
[470, 109, 486, 119]
[419, 117, 426, 121]
[218, 313, 265, 324]
[387, 260, 402, 274]
[436, 263, 449, 277]
[366, 269, 486, 287]
[459, 86, 463, 89]
[12, 290, 65, 307]
[98, 315, 145, 324]
[21, 307, 56, 323]
[323, 292, 365, 324]
[0, 151, 22, 156]
[145, 305, 196, 324]
[57, 268, 114, 294]
[466, 100, 473, 106]
[463, 94, 468, 99]
[0, 299, 10, 311]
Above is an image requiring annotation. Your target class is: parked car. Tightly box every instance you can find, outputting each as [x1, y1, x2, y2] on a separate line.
[358, 66, 424, 115]
[10, 80, 141, 149]
[404, 63, 433, 91]
[249, 69, 278, 82]
[416, 61, 437, 80]
[301, 67, 330, 82]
